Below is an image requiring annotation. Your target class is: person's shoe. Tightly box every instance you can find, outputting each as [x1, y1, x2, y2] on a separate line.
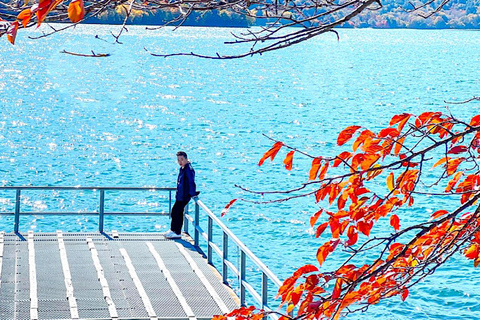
[164, 230, 181, 239]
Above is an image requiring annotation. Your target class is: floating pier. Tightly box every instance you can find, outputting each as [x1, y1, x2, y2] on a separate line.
[0, 231, 238, 320]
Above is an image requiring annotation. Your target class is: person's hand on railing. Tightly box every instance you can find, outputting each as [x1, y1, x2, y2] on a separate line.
[192, 191, 200, 202]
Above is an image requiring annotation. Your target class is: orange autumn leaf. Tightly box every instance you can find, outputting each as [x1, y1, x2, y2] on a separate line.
[386, 172, 395, 191]
[446, 158, 464, 176]
[17, 8, 32, 27]
[316, 242, 332, 266]
[315, 222, 329, 238]
[352, 129, 375, 152]
[68, 0, 85, 23]
[432, 156, 450, 168]
[430, 209, 449, 220]
[333, 151, 352, 167]
[394, 137, 405, 156]
[337, 125, 362, 146]
[317, 162, 329, 181]
[258, 141, 284, 166]
[309, 209, 323, 227]
[378, 127, 400, 138]
[309, 157, 322, 180]
[390, 214, 400, 231]
[283, 151, 294, 171]
[360, 154, 380, 171]
[221, 199, 237, 217]
[445, 171, 463, 192]
[390, 113, 413, 132]
[7, 20, 19, 45]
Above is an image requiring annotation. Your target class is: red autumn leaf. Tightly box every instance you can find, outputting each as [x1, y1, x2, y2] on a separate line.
[430, 209, 448, 220]
[345, 226, 358, 246]
[305, 274, 319, 290]
[333, 151, 352, 167]
[315, 222, 329, 238]
[17, 8, 32, 27]
[470, 114, 480, 127]
[309, 157, 322, 180]
[401, 288, 409, 301]
[465, 244, 479, 259]
[258, 141, 284, 166]
[390, 214, 400, 231]
[337, 125, 362, 146]
[309, 209, 323, 227]
[331, 278, 344, 300]
[294, 264, 319, 276]
[68, 0, 85, 23]
[357, 220, 373, 236]
[7, 20, 19, 45]
[283, 151, 294, 171]
[221, 199, 237, 217]
[378, 127, 400, 138]
[447, 145, 468, 154]
[390, 113, 413, 133]
[35, 0, 64, 27]
[415, 111, 441, 127]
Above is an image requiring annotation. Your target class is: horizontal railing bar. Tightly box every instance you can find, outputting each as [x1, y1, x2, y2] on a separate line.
[0, 186, 176, 191]
[196, 199, 282, 288]
[209, 241, 222, 258]
[224, 259, 239, 277]
[0, 212, 171, 216]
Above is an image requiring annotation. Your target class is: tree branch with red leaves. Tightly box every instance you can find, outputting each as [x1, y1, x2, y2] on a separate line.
[220, 111, 480, 319]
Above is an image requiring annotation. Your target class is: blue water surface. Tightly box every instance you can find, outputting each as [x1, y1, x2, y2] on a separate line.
[1, 25, 480, 319]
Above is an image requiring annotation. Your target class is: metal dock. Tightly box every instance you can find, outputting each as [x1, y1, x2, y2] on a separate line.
[0, 231, 238, 320]
[0, 186, 284, 320]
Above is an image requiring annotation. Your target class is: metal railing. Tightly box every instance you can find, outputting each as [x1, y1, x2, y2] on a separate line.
[0, 186, 176, 233]
[184, 199, 283, 318]
[0, 186, 284, 318]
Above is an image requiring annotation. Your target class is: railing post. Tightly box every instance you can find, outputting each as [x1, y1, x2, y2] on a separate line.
[207, 216, 213, 265]
[222, 231, 228, 284]
[194, 201, 200, 247]
[184, 203, 189, 234]
[169, 190, 172, 216]
[240, 251, 246, 306]
[14, 189, 21, 234]
[99, 189, 105, 233]
[261, 272, 268, 310]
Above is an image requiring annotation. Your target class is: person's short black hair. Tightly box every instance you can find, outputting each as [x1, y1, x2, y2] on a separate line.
[176, 151, 188, 159]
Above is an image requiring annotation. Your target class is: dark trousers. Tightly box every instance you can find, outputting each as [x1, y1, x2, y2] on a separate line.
[171, 200, 189, 234]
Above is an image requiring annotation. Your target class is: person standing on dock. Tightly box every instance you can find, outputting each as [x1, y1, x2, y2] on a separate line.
[165, 151, 199, 239]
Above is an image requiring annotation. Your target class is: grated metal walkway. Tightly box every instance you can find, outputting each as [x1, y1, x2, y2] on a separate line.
[0, 231, 239, 320]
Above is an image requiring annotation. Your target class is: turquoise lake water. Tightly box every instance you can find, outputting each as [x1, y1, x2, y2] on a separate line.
[1, 25, 480, 318]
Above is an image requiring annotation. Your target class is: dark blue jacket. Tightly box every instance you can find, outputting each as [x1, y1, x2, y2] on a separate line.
[176, 162, 197, 201]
